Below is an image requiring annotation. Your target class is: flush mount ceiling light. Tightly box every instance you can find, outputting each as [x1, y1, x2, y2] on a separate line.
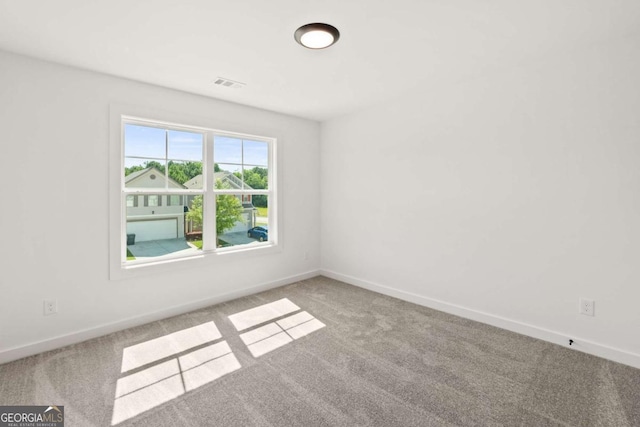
[294, 23, 340, 49]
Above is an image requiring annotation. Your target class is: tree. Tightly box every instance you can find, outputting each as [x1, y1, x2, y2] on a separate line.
[167, 163, 188, 184]
[245, 168, 267, 208]
[144, 160, 164, 172]
[244, 168, 267, 189]
[125, 160, 203, 184]
[231, 167, 268, 208]
[185, 179, 244, 245]
[215, 192, 243, 238]
[185, 195, 203, 229]
[184, 161, 202, 180]
[124, 165, 142, 176]
[167, 160, 202, 184]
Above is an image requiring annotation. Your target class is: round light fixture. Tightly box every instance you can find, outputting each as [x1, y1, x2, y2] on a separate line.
[294, 23, 340, 49]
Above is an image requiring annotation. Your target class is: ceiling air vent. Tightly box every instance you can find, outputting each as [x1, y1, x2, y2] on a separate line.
[214, 77, 246, 89]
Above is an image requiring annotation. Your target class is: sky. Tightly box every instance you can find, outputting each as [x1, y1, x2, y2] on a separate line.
[124, 124, 268, 172]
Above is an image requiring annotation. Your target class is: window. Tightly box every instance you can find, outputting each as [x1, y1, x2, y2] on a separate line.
[126, 195, 137, 207]
[168, 195, 182, 206]
[145, 195, 159, 207]
[117, 116, 276, 272]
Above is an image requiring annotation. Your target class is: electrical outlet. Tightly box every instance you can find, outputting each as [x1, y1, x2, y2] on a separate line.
[44, 300, 57, 316]
[579, 298, 594, 316]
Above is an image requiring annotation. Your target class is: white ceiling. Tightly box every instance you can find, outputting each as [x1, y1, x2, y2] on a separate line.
[1, 0, 639, 122]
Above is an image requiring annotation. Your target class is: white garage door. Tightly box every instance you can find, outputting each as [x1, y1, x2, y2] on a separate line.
[127, 219, 178, 242]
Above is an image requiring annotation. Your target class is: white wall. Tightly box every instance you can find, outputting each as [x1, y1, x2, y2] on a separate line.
[321, 36, 640, 367]
[0, 51, 320, 361]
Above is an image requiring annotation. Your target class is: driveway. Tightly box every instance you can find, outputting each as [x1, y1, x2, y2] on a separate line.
[128, 238, 199, 258]
[129, 233, 258, 257]
[219, 231, 256, 246]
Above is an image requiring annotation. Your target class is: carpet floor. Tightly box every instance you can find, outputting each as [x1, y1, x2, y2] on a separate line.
[1, 276, 638, 426]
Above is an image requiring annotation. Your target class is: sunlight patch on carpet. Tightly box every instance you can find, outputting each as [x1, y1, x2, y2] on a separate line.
[228, 298, 300, 331]
[237, 310, 326, 358]
[113, 324, 239, 425]
[121, 321, 221, 373]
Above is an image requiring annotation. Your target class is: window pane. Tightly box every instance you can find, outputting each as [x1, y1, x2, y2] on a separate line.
[124, 124, 166, 158]
[214, 135, 242, 164]
[215, 194, 268, 249]
[213, 137, 269, 190]
[126, 193, 201, 262]
[243, 140, 268, 166]
[167, 130, 203, 161]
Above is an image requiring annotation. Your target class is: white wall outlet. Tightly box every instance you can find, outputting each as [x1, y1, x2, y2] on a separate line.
[579, 298, 594, 316]
[44, 300, 57, 316]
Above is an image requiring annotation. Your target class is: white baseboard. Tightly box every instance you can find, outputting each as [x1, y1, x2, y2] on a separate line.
[0, 270, 321, 365]
[321, 269, 640, 370]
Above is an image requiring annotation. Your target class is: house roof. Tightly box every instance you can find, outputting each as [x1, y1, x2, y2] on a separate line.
[124, 167, 151, 183]
[183, 171, 255, 191]
[124, 167, 186, 189]
[182, 174, 203, 189]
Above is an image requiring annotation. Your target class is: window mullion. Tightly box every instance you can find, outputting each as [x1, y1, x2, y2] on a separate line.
[203, 131, 216, 251]
[268, 140, 275, 243]
[241, 139, 245, 190]
[165, 130, 169, 190]
[121, 192, 127, 264]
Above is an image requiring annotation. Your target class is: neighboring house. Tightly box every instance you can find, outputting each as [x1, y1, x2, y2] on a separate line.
[125, 168, 257, 243]
[124, 167, 187, 242]
[184, 172, 257, 234]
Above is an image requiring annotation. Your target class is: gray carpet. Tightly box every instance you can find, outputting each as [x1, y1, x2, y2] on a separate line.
[1, 276, 638, 426]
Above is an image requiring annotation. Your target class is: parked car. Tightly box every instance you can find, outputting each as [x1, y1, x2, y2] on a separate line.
[248, 226, 268, 242]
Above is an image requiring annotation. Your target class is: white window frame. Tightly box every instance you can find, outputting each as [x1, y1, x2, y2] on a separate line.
[109, 105, 279, 280]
